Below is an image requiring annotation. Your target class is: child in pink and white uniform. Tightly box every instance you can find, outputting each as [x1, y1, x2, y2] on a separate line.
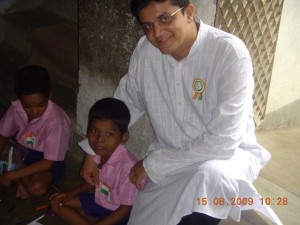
[50, 98, 138, 225]
[0, 65, 71, 199]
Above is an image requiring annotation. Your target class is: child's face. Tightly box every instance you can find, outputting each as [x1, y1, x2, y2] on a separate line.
[20, 93, 49, 122]
[87, 119, 128, 161]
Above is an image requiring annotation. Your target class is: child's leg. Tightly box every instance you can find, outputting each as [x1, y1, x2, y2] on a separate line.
[14, 170, 53, 199]
[79, 192, 115, 223]
[51, 195, 91, 225]
[15, 164, 30, 199]
[17, 148, 65, 198]
[16, 181, 30, 199]
[25, 160, 65, 197]
[24, 171, 53, 197]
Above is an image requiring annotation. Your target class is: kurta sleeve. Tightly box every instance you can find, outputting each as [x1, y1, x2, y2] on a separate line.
[114, 46, 146, 127]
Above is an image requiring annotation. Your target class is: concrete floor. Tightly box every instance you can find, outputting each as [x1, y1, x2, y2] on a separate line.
[220, 127, 300, 225]
[0, 126, 299, 224]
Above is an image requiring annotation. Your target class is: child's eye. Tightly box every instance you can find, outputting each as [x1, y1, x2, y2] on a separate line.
[38, 103, 46, 108]
[105, 132, 114, 137]
[89, 128, 99, 134]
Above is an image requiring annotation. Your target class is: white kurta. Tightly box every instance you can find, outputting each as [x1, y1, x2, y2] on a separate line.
[113, 20, 272, 225]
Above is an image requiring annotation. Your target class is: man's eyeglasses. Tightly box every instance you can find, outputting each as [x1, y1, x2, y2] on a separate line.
[141, 7, 184, 34]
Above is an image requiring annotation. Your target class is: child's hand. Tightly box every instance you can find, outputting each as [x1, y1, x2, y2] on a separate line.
[49, 192, 65, 201]
[0, 172, 12, 187]
[80, 154, 99, 187]
[49, 190, 75, 206]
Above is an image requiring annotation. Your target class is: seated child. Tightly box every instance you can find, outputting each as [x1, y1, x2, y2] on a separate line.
[50, 98, 138, 225]
[0, 65, 71, 199]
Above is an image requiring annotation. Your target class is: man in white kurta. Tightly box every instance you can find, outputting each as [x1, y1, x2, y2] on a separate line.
[115, 19, 270, 224]
[81, 1, 272, 224]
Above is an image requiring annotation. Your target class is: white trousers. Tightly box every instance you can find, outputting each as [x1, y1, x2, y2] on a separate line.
[128, 149, 268, 225]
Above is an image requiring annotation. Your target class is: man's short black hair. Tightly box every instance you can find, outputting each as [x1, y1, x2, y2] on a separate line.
[15, 65, 51, 98]
[88, 98, 131, 136]
[130, 0, 190, 21]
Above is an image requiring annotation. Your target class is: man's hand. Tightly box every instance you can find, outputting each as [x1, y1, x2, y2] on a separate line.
[129, 160, 148, 190]
[80, 154, 99, 187]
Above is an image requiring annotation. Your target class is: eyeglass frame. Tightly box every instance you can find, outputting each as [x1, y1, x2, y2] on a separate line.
[140, 7, 184, 34]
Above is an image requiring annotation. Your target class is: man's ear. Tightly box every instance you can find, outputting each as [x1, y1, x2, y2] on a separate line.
[185, 3, 195, 22]
[121, 131, 129, 144]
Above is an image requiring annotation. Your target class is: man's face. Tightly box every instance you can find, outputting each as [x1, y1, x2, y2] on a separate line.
[138, 1, 195, 61]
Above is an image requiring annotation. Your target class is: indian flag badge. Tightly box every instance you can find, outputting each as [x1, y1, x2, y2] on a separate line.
[192, 78, 206, 101]
[100, 182, 111, 197]
[26, 133, 35, 146]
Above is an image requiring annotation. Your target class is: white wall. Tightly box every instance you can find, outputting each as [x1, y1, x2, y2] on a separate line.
[258, 0, 300, 129]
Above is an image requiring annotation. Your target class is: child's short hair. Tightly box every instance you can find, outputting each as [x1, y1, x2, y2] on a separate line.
[88, 98, 131, 136]
[15, 65, 51, 98]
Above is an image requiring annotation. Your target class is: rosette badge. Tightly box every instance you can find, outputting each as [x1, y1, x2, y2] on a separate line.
[192, 78, 206, 100]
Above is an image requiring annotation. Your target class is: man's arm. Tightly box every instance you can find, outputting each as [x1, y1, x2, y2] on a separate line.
[117, 59, 255, 185]
[129, 160, 148, 190]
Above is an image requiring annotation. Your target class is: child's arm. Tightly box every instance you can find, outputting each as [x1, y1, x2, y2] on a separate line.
[50, 182, 94, 204]
[0, 134, 9, 154]
[0, 159, 53, 187]
[80, 153, 99, 187]
[95, 205, 132, 225]
[49, 182, 95, 225]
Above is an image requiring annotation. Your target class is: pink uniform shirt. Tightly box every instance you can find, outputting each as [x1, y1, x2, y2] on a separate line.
[94, 144, 138, 211]
[0, 99, 71, 161]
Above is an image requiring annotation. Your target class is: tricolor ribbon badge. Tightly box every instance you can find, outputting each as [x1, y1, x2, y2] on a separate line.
[192, 78, 206, 100]
[26, 133, 35, 146]
[100, 182, 111, 197]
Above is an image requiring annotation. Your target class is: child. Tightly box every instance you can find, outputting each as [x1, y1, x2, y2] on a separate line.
[50, 98, 138, 225]
[0, 65, 71, 199]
